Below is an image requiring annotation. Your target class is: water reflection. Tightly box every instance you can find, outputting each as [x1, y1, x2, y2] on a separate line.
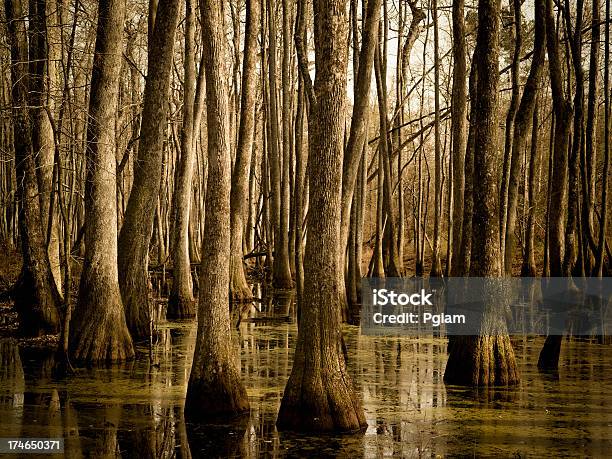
[0, 298, 611, 457]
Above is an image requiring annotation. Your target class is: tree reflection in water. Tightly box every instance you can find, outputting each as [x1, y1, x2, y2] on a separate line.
[0, 295, 610, 457]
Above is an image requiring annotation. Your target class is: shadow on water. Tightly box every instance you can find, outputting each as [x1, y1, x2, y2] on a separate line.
[0, 296, 611, 457]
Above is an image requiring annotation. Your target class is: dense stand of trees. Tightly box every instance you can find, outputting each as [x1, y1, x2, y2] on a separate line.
[0, 0, 610, 432]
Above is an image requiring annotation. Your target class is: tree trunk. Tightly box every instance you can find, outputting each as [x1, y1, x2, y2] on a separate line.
[168, 0, 198, 318]
[279, 0, 293, 282]
[582, 0, 600, 274]
[230, 0, 260, 301]
[267, 0, 293, 289]
[68, 0, 134, 363]
[545, 0, 573, 277]
[5, 0, 61, 337]
[185, 0, 250, 420]
[521, 101, 540, 276]
[340, 0, 382, 255]
[499, 0, 522, 266]
[294, 80, 308, 307]
[537, 0, 576, 370]
[504, 0, 546, 274]
[444, 0, 520, 386]
[35, 0, 63, 298]
[118, 0, 180, 337]
[595, 0, 610, 276]
[374, 29, 401, 277]
[562, 0, 584, 276]
[277, 0, 366, 433]
[449, 0, 467, 276]
[372, 149, 386, 278]
[430, 0, 443, 277]
[294, 0, 310, 305]
[454, 56, 478, 277]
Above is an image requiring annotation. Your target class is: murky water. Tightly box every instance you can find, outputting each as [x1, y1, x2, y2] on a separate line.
[1, 295, 611, 458]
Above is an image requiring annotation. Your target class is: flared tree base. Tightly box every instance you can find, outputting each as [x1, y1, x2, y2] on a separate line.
[230, 263, 253, 302]
[277, 363, 367, 433]
[69, 299, 134, 364]
[119, 267, 152, 341]
[272, 259, 294, 290]
[167, 294, 196, 319]
[185, 363, 250, 421]
[520, 262, 537, 277]
[14, 267, 61, 337]
[537, 335, 562, 371]
[346, 300, 361, 326]
[444, 335, 520, 386]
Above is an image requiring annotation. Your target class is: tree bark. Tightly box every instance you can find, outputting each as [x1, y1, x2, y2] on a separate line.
[562, 0, 584, 276]
[340, 0, 382, 255]
[504, 0, 546, 274]
[444, 0, 519, 387]
[374, 26, 402, 277]
[545, 0, 573, 277]
[229, 0, 260, 301]
[267, 0, 293, 289]
[582, 0, 601, 273]
[430, 0, 443, 277]
[537, 0, 577, 371]
[449, 0, 467, 276]
[35, 0, 63, 298]
[521, 101, 540, 276]
[118, 0, 180, 337]
[185, 0, 250, 420]
[499, 0, 522, 266]
[5, 0, 61, 337]
[68, 0, 134, 363]
[277, 0, 366, 433]
[454, 56, 478, 277]
[294, 0, 310, 305]
[168, 0, 198, 318]
[595, 0, 610, 276]
[280, 0, 293, 281]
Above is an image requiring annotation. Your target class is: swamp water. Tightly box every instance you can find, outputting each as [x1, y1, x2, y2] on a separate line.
[0, 296, 611, 458]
